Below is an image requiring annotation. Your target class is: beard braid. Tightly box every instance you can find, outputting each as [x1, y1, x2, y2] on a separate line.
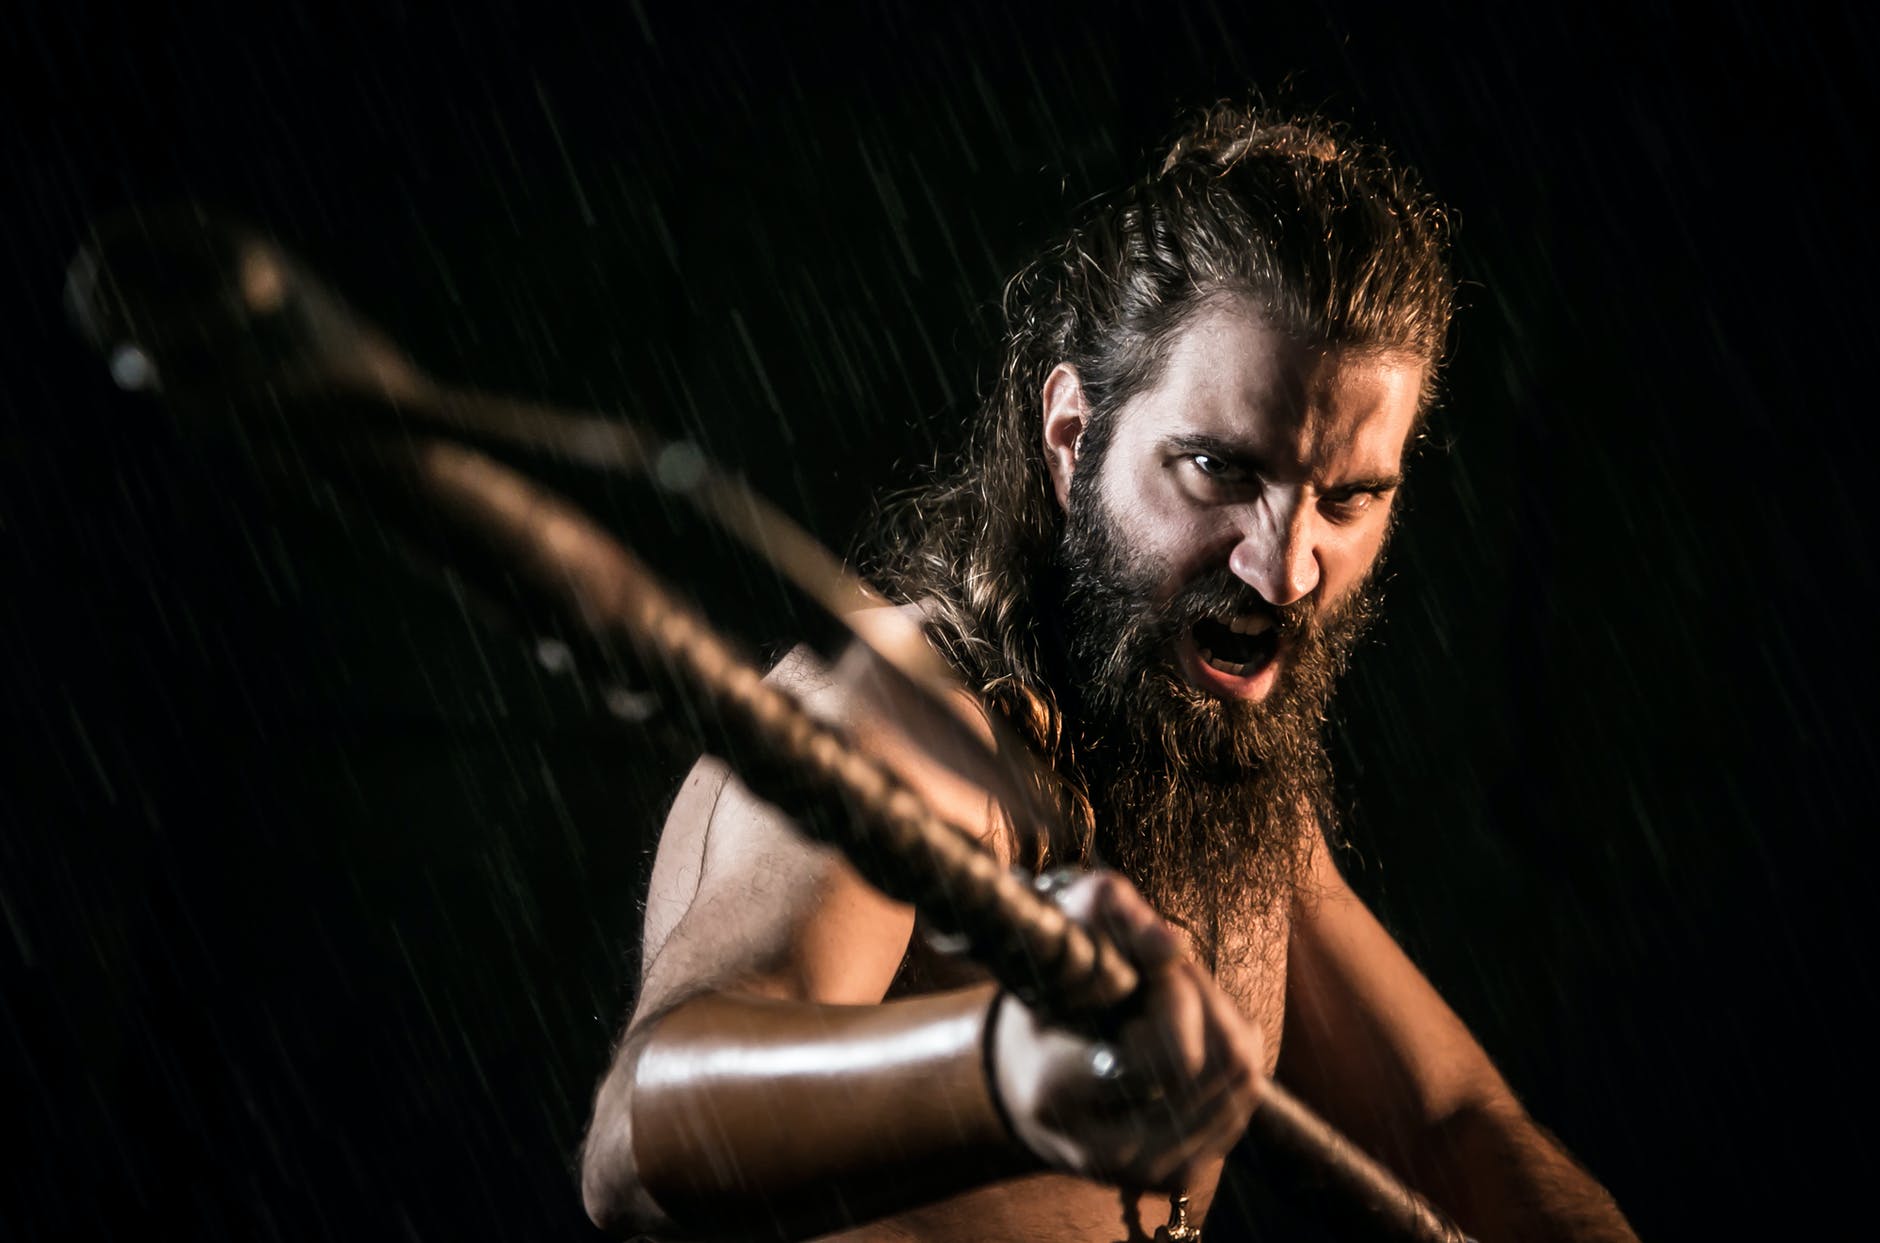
[1051, 480, 1383, 965]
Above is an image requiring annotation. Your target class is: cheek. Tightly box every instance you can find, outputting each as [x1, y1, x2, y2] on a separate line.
[1117, 494, 1230, 583]
[1318, 514, 1393, 600]
[1163, 539, 1248, 611]
[1123, 460, 1227, 544]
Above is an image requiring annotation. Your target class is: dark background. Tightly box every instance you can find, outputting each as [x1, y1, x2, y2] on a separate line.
[3, 2, 1874, 1239]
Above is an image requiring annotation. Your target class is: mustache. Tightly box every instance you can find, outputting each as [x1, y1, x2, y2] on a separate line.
[1163, 570, 1318, 642]
[1066, 565, 1323, 700]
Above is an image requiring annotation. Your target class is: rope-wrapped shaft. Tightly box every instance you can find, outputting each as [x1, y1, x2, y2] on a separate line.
[408, 436, 1467, 1243]
[412, 437, 1138, 1017]
[71, 214, 1466, 1240]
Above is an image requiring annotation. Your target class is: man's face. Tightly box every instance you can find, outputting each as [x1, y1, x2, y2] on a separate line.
[1045, 301, 1426, 921]
[1054, 302, 1422, 743]
[1063, 302, 1423, 700]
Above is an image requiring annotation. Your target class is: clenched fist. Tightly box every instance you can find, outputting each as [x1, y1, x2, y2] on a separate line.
[989, 870, 1266, 1191]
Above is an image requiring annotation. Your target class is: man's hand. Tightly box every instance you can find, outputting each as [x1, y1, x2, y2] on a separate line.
[992, 871, 1265, 1192]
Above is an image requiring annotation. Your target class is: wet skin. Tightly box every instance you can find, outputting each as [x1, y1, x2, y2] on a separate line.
[595, 306, 1505, 1243]
[818, 304, 1440, 1242]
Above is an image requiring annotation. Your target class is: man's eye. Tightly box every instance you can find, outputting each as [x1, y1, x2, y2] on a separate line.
[1189, 454, 1243, 482]
[1320, 492, 1376, 522]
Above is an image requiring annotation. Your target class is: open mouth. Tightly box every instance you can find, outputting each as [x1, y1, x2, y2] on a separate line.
[1190, 612, 1280, 679]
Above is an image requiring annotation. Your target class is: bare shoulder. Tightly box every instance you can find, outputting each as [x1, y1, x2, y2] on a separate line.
[634, 604, 1007, 1024]
[834, 600, 999, 744]
[838, 600, 1013, 847]
[633, 637, 905, 1022]
[1281, 819, 1513, 1130]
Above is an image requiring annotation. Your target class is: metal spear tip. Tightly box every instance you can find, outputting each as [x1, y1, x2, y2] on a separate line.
[64, 206, 274, 395]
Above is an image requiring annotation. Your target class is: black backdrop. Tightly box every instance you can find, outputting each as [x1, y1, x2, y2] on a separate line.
[4, 3, 1875, 1240]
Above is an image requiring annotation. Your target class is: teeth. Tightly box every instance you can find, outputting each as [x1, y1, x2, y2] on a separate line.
[1198, 648, 1254, 677]
[1226, 613, 1274, 636]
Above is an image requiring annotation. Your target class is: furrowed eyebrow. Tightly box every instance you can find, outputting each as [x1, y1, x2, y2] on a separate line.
[1324, 473, 1404, 495]
[1164, 434, 1402, 493]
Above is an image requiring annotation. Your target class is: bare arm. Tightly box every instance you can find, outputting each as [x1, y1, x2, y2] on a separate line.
[580, 750, 1040, 1238]
[1278, 826, 1638, 1243]
[578, 639, 1025, 1237]
[579, 643, 1266, 1240]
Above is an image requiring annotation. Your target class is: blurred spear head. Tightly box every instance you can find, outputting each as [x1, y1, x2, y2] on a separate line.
[60, 204, 1069, 862]
[64, 205, 433, 408]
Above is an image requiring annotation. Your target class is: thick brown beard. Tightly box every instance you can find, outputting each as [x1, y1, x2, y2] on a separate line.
[1053, 482, 1382, 961]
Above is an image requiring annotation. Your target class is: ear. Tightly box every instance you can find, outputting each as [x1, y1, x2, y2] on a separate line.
[1041, 363, 1089, 512]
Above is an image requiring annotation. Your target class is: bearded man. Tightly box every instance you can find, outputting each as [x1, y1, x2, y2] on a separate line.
[578, 106, 1638, 1243]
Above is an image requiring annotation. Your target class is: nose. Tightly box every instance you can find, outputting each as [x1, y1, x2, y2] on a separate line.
[1227, 486, 1320, 606]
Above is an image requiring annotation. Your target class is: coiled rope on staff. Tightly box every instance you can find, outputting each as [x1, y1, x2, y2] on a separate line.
[65, 213, 1470, 1243]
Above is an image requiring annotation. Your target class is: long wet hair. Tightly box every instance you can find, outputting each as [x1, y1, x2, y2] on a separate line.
[865, 103, 1456, 868]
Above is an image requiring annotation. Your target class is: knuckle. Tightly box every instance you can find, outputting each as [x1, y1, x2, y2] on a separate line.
[1093, 870, 1146, 911]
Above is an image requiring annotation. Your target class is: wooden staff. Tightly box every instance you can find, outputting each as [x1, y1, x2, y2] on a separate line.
[66, 213, 1471, 1243]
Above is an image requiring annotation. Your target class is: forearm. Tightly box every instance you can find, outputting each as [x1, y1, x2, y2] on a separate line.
[1406, 1101, 1637, 1243]
[581, 983, 1040, 1240]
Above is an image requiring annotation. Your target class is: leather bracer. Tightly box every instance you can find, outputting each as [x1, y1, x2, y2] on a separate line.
[625, 983, 1038, 1237]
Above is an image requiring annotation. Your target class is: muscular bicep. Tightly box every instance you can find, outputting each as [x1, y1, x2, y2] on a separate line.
[632, 633, 1004, 1026]
[638, 760, 721, 972]
[1278, 826, 1516, 1156]
[634, 752, 917, 1022]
